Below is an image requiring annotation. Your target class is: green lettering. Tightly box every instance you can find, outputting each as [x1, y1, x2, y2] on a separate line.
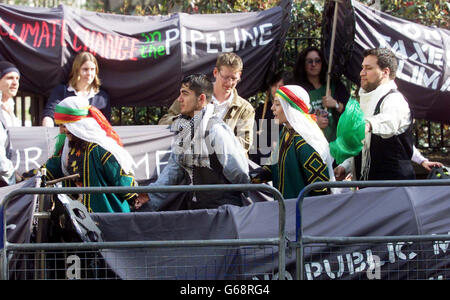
[157, 45, 165, 56]
[140, 45, 148, 58]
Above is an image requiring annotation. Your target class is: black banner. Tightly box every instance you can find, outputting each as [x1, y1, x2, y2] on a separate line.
[323, 0, 450, 124]
[88, 185, 450, 280]
[0, 1, 291, 107]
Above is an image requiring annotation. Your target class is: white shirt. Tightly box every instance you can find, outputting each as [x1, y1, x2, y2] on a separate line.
[67, 85, 97, 99]
[341, 80, 412, 176]
[362, 80, 411, 139]
[0, 123, 15, 184]
[212, 92, 234, 120]
[411, 146, 427, 165]
[1, 98, 21, 127]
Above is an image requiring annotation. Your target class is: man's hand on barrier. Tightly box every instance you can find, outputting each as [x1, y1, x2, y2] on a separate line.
[334, 166, 347, 181]
[421, 160, 443, 172]
[15, 171, 23, 183]
[22, 168, 38, 179]
[134, 193, 150, 210]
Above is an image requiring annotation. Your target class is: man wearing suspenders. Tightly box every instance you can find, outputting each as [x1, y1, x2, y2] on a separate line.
[335, 48, 415, 181]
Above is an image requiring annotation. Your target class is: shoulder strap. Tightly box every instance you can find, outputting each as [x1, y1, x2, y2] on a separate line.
[373, 89, 398, 115]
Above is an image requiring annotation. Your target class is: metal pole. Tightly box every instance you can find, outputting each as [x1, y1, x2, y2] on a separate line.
[325, 0, 341, 100]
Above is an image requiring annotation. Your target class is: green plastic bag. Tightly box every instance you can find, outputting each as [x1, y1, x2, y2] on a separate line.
[329, 98, 365, 165]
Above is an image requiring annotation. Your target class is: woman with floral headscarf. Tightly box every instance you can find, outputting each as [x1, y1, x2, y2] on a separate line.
[250, 85, 335, 199]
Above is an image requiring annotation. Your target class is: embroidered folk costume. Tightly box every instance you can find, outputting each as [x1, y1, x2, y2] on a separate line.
[251, 85, 334, 199]
[44, 96, 137, 213]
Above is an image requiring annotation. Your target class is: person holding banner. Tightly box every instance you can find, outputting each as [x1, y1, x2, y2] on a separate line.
[135, 74, 249, 211]
[249, 85, 334, 199]
[41, 96, 137, 213]
[158, 53, 254, 153]
[41, 52, 111, 127]
[293, 46, 349, 143]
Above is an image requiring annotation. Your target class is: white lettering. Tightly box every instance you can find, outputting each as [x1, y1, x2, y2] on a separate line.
[410, 42, 428, 63]
[353, 252, 366, 273]
[66, 255, 81, 280]
[24, 147, 42, 171]
[259, 23, 273, 45]
[241, 28, 257, 48]
[387, 243, 396, 263]
[181, 27, 187, 55]
[391, 40, 408, 60]
[219, 30, 233, 52]
[346, 253, 355, 274]
[403, 23, 422, 40]
[441, 77, 450, 92]
[323, 259, 336, 279]
[165, 28, 179, 55]
[305, 262, 322, 280]
[233, 28, 241, 51]
[367, 254, 381, 280]
[396, 60, 411, 82]
[422, 69, 440, 89]
[205, 33, 218, 54]
[433, 233, 450, 255]
[132, 153, 150, 179]
[190, 30, 204, 56]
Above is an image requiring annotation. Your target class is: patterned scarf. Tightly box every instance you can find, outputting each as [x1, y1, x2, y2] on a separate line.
[171, 104, 215, 173]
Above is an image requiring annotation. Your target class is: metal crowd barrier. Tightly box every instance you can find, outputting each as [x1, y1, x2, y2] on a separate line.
[1, 184, 286, 280]
[293, 179, 450, 280]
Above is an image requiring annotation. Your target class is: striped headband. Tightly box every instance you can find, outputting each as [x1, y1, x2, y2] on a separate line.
[276, 86, 310, 114]
[275, 85, 317, 123]
[54, 102, 123, 147]
[54, 105, 90, 124]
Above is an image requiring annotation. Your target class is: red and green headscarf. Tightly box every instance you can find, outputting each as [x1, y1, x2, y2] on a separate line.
[274, 85, 336, 184]
[275, 86, 317, 123]
[53, 96, 134, 175]
[54, 102, 122, 155]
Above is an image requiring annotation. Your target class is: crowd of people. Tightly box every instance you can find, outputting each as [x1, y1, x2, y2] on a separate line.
[0, 47, 445, 213]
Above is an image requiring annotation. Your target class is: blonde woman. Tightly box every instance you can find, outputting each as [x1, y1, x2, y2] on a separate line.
[42, 52, 111, 127]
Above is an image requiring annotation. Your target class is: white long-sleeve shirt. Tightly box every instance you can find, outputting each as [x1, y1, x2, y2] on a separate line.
[341, 80, 412, 177]
[0, 123, 15, 184]
[1, 98, 21, 127]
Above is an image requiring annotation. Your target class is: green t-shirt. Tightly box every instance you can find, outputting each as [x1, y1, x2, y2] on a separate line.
[308, 84, 338, 142]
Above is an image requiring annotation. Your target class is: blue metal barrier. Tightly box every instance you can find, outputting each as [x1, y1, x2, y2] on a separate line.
[1, 183, 287, 280]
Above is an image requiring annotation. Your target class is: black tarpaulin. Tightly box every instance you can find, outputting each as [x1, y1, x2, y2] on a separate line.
[90, 185, 450, 280]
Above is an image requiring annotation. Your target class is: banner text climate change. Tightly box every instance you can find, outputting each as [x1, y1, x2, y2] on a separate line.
[0, 18, 275, 61]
